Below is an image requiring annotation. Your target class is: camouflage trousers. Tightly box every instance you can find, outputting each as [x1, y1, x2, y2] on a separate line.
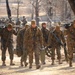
[28, 46, 40, 65]
[67, 46, 73, 60]
[51, 46, 61, 60]
[67, 40, 75, 66]
[67, 42, 74, 60]
[40, 50, 45, 64]
[1, 42, 14, 61]
[40, 42, 46, 64]
[21, 49, 28, 65]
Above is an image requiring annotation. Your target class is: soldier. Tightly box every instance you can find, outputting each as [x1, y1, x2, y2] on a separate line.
[16, 18, 21, 25]
[23, 20, 43, 69]
[0, 23, 17, 66]
[22, 16, 27, 26]
[16, 18, 21, 32]
[65, 20, 75, 67]
[16, 24, 29, 67]
[41, 23, 49, 64]
[48, 24, 66, 65]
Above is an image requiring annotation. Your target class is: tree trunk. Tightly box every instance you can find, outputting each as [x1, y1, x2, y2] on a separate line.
[35, 0, 39, 26]
[6, 0, 11, 21]
[68, 0, 75, 15]
[17, 1, 19, 19]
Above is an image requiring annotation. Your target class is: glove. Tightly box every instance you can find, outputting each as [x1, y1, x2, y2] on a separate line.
[64, 43, 66, 46]
[41, 45, 44, 48]
[48, 46, 52, 48]
[40, 45, 45, 51]
[45, 46, 52, 50]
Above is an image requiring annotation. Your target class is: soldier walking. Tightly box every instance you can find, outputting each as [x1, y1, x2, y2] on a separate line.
[23, 20, 43, 69]
[65, 20, 75, 67]
[0, 23, 17, 66]
[22, 16, 27, 26]
[48, 24, 66, 65]
[16, 24, 29, 67]
[41, 23, 49, 64]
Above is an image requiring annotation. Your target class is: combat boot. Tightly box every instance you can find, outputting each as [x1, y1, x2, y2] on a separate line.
[25, 62, 28, 67]
[10, 60, 15, 66]
[42, 62, 46, 65]
[20, 61, 23, 67]
[36, 65, 41, 69]
[2, 61, 6, 66]
[58, 59, 62, 64]
[51, 60, 54, 65]
[29, 63, 32, 69]
[69, 60, 72, 67]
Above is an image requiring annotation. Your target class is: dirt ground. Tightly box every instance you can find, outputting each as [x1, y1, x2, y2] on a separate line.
[0, 54, 75, 75]
[0, 35, 75, 75]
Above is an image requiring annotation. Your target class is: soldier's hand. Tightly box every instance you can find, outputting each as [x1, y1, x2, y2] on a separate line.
[40, 45, 45, 50]
[64, 43, 66, 46]
[45, 46, 52, 49]
[48, 46, 52, 48]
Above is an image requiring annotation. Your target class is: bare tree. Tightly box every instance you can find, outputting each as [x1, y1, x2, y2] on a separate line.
[6, 0, 11, 21]
[30, 0, 35, 20]
[30, 0, 42, 26]
[45, 0, 73, 22]
[12, 0, 23, 20]
[41, 0, 54, 22]
[68, 0, 75, 15]
[46, 0, 53, 21]
[16, 0, 23, 19]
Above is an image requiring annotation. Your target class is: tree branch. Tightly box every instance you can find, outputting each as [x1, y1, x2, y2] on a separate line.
[38, 0, 41, 3]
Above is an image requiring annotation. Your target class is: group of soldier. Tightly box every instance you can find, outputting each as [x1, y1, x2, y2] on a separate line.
[0, 16, 27, 28]
[0, 18, 75, 69]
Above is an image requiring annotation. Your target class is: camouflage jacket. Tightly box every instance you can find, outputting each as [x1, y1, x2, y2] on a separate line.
[23, 26, 43, 49]
[48, 30, 65, 47]
[41, 28, 49, 45]
[16, 28, 25, 49]
[65, 26, 75, 46]
[66, 26, 75, 41]
[0, 27, 17, 43]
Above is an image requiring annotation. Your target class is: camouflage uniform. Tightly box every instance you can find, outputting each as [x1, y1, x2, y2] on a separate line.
[23, 25, 43, 69]
[65, 23, 75, 67]
[0, 24, 17, 66]
[41, 27, 49, 46]
[16, 19, 21, 25]
[16, 19, 21, 32]
[48, 26, 65, 65]
[16, 25, 29, 67]
[41, 25, 49, 64]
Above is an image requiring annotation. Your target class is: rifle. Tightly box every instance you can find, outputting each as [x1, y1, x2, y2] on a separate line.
[51, 31, 63, 46]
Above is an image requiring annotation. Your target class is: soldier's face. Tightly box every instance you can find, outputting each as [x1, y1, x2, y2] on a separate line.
[56, 26, 60, 32]
[7, 28, 12, 31]
[32, 24, 36, 28]
[42, 24, 46, 28]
